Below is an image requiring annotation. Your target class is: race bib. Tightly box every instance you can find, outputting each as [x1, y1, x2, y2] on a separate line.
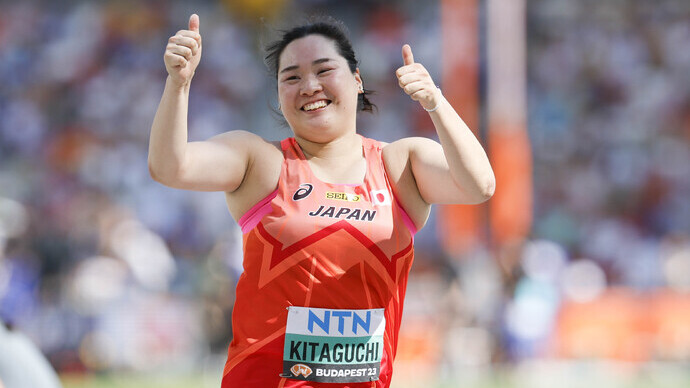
[283, 307, 385, 383]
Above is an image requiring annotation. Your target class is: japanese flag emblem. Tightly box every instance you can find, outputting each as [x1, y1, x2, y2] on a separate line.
[370, 189, 391, 206]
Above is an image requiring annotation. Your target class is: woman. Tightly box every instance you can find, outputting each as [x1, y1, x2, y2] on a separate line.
[149, 14, 494, 388]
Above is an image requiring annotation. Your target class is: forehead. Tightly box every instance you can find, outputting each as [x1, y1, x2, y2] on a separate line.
[278, 34, 344, 70]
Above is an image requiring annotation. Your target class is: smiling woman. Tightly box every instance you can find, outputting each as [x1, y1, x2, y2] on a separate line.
[148, 14, 494, 388]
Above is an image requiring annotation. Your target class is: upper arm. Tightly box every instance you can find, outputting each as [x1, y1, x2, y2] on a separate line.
[382, 140, 430, 231]
[151, 130, 272, 192]
[386, 137, 488, 205]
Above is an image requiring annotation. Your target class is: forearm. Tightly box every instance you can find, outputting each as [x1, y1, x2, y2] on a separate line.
[428, 96, 496, 200]
[148, 76, 191, 182]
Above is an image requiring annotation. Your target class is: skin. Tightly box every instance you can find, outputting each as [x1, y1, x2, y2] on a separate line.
[149, 14, 496, 230]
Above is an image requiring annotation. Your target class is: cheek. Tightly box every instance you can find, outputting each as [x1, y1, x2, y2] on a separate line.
[337, 81, 359, 107]
[277, 87, 293, 111]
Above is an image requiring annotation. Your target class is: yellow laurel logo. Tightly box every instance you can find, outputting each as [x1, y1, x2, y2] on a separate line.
[290, 363, 313, 377]
[325, 192, 361, 202]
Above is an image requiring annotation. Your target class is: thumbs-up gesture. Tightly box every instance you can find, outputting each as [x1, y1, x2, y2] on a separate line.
[164, 14, 202, 88]
[396, 44, 441, 111]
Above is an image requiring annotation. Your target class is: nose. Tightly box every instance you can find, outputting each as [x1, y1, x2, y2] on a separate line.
[300, 74, 322, 96]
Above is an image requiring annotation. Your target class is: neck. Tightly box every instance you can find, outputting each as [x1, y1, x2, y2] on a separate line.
[295, 132, 362, 161]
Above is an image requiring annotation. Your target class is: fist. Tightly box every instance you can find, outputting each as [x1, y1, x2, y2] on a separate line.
[164, 14, 202, 88]
[396, 44, 440, 111]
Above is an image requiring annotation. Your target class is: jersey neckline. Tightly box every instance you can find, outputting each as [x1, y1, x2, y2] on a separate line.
[289, 135, 370, 187]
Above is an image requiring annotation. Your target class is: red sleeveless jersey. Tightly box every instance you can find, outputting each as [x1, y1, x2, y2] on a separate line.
[221, 136, 416, 388]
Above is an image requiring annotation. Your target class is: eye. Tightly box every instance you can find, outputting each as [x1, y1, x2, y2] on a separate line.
[318, 68, 333, 75]
[282, 75, 299, 82]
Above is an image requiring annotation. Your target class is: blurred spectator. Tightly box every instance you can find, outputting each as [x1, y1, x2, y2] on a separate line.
[0, 320, 63, 388]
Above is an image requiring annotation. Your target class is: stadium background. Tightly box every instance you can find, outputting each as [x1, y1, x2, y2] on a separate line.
[1, 0, 689, 387]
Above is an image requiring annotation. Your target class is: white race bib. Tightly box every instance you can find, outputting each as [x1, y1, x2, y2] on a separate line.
[282, 307, 385, 383]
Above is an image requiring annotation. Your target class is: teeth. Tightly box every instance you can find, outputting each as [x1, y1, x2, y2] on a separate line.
[303, 100, 328, 111]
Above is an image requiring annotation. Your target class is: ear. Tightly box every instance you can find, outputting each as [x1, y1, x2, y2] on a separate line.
[354, 68, 363, 93]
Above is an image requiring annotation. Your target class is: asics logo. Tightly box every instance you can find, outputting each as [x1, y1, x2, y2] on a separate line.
[293, 183, 314, 201]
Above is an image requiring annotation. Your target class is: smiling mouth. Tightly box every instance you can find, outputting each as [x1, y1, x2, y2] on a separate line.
[301, 100, 332, 112]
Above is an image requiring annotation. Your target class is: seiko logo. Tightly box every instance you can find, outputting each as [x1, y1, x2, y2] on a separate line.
[325, 192, 361, 202]
[293, 184, 314, 201]
[290, 363, 313, 377]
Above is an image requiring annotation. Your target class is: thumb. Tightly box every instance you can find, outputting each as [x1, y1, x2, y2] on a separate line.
[189, 13, 200, 33]
[402, 44, 414, 66]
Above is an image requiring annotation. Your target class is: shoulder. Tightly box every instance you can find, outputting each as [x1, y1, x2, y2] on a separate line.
[382, 137, 439, 183]
[365, 135, 434, 149]
[382, 137, 437, 152]
[213, 130, 283, 162]
[223, 132, 284, 220]
[382, 137, 435, 167]
[236, 131, 283, 179]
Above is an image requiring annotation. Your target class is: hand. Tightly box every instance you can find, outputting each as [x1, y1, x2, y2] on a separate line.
[396, 44, 440, 111]
[164, 14, 202, 88]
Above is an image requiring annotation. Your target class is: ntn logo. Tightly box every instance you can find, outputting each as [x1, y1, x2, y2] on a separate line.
[308, 310, 371, 335]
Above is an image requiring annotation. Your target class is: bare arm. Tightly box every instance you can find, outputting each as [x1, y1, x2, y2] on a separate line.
[148, 14, 257, 192]
[394, 44, 495, 205]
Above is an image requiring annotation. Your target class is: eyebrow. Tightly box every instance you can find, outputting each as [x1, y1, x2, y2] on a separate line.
[279, 58, 333, 74]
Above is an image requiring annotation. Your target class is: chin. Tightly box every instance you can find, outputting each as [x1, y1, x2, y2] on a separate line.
[295, 125, 343, 143]
[301, 129, 339, 144]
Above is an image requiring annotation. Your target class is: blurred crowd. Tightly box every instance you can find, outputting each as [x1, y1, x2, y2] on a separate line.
[0, 0, 689, 385]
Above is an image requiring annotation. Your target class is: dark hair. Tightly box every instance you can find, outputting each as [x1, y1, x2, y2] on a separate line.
[264, 17, 376, 113]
